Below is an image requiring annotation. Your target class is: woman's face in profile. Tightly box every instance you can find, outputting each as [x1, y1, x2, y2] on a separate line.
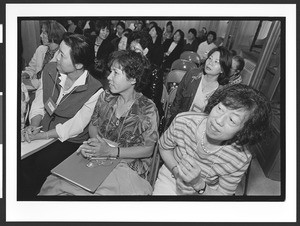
[107, 61, 136, 94]
[204, 51, 222, 76]
[99, 27, 110, 40]
[40, 24, 49, 46]
[206, 102, 251, 142]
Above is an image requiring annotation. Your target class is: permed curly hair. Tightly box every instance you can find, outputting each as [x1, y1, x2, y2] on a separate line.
[108, 50, 150, 92]
[204, 84, 272, 146]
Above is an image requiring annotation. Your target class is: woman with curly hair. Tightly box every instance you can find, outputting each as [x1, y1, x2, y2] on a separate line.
[153, 84, 272, 195]
[39, 50, 159, 195]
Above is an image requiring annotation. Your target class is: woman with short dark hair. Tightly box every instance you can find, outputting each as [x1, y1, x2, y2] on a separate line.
[153, 84, 272, 195]
[183, 28, 199, 52]
[20, 33, 103, 199]
[39, 50, 159, 195]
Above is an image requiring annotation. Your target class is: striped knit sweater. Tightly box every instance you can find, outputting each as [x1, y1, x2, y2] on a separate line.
[159, 111, 252, 195]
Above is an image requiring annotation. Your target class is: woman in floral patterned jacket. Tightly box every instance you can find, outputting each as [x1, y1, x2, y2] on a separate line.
[167, 46, 232, 127]
[39, 50, 159, 195]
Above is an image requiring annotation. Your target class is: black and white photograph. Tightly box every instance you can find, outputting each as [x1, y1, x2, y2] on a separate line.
[1, 2, 297, 224]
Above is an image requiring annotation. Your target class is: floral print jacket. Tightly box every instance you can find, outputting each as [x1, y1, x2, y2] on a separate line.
[91, 90, 159, 179]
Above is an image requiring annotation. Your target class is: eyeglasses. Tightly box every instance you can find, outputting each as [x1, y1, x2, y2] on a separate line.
[86, 157, 116, 168]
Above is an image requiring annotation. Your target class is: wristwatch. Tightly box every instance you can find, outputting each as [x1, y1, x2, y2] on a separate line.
[194, 182, 207, 194]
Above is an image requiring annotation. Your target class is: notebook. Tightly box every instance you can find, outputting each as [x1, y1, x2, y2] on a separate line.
[51, 140, 120, 193]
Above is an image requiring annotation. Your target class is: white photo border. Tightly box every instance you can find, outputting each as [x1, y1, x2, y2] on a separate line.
[6, 3, 296, 222]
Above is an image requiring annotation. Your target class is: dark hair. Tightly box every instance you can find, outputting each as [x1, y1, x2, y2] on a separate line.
[42, 20, 66, 45]
[127, 30, 152, 50]
[233, 55, 245, 72]
[149, 21, 158, 29]
[116, 21, 125, 30]
[173, 29, 185, 46]
[204, 84, 272, 146]
[150, 24, 163, 45]
[123, 28, 132, 38]
[63, 33, 94, 70]
[166, 21, 172, 26]
[188, 28, 197, 38]
[206, 46, 232, 85]
[95, 20, 111, 36]
[207, 31, 217, 41]
[108, 50, 150, 92]
[230, 49, 237, 56]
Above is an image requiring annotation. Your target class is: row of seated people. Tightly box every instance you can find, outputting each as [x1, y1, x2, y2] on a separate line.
[20, 31, 272, 198]
[21, 20, 245, 122]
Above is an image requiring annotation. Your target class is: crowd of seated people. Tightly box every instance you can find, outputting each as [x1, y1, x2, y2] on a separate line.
[20, 19, 260, 198]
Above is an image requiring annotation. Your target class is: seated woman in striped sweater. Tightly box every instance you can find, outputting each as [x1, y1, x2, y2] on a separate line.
[153, 84, 272, 195]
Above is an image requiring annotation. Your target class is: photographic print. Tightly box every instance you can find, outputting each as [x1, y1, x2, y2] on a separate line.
[3, 2, 297, 224]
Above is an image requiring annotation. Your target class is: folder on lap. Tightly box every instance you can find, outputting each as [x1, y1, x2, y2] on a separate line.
[51, 152, 120, 193]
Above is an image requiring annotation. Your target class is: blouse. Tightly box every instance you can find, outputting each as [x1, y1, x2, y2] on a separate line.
[91, 90, 159, 179]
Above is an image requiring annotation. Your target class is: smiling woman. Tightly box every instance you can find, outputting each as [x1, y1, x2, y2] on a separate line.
[153, 84, 272, 195]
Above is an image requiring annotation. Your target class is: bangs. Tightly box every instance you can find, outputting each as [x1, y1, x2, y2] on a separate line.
[222, 96, 256, 112]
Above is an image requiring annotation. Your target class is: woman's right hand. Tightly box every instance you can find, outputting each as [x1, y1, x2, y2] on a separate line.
[22, 125, 41, 143]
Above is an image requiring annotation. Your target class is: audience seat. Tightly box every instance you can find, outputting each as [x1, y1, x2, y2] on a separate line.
[180, 51, 201, 67]
[171, 59, 197, 71]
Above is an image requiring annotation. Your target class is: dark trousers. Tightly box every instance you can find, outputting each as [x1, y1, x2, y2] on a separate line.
[18, 140, 81, 200]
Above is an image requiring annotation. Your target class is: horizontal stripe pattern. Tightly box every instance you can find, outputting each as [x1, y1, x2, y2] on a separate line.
[159, 112, 252, 195]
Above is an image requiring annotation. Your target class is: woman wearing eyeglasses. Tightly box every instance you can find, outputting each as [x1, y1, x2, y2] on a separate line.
[153, 84, 272, 195]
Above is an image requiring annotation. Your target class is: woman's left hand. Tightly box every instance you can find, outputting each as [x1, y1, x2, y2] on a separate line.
[77, 136, 111, 158]
[178, 154, 203, 187]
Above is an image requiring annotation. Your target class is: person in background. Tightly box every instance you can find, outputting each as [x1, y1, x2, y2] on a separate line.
[20, 33, 103, 199]
[197, 30, 217, 64]
[197, 27, 208, 45]
[111, 21, 126, 51]
[168, 46, 232, 125]
[183, 28, 199, 52]
[135, 20, 145, 31]
[117, 28, 132, 51]
[21, 20, 66, 88]
[148, 24, 164, 68]
[153, 84, 272, 195]
[66, 19, 83, 34]
[39, 50, 159, 195]
[83, 19, 96, 38]
[162, 29, 185, 71]
[89, 20, 114, 79]
[229, 55, 245, 85]
[128, 30, 164, 119]
[162, 21, 174, 43]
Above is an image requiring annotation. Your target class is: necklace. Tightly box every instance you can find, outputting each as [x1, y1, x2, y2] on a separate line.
[201, 131, 223, 154]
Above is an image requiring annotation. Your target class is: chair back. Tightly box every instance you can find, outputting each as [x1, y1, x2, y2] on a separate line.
[180, 51, 201, 66]
[171, 59, 197, 71]
[166, 69, 186, 84]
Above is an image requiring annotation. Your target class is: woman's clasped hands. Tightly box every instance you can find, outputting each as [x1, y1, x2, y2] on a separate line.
[77, 135, 112, 158]
[175, 154, 204, 194]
